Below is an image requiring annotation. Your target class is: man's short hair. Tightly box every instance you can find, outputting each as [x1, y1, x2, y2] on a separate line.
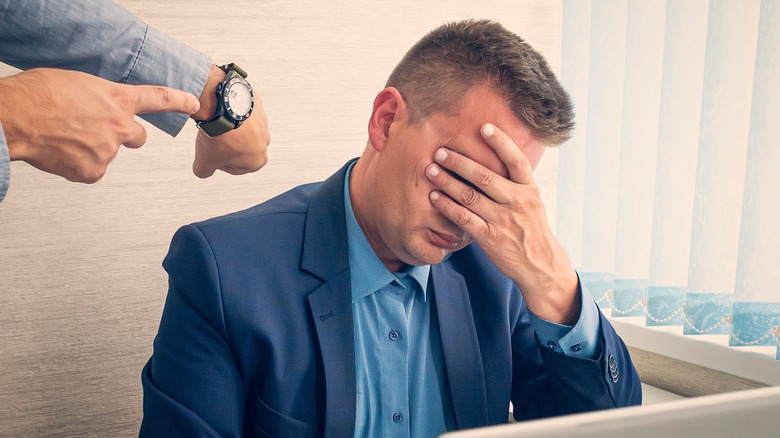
[386, 19, 574, 145]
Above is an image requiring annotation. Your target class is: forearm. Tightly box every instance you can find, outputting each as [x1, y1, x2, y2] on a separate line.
[0, 73, 39, 161]
[510, 234, 581, 325]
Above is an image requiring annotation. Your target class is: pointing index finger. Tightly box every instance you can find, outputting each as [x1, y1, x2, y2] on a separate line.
[130, 84, 200, 115]
[480, 123, 535, 185]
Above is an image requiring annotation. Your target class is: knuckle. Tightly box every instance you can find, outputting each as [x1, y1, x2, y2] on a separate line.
[158, 86, 172, 108]
[253, 151, 269, 170]
[57, 160, 81, 183]
[478, 170, 494, 187]
[460, 187, 479, 206]
[513, 156, 530, 170]
[114, 86, 135, 109]
[97, 139, 120, 160]
[74, 165, 105, 184]
[449, 154, 463, 171]
[457, 209, 473, 225]
[514, 197, 540, 214]
[86, 166, 107, 183]
[437, 198, 451, 213]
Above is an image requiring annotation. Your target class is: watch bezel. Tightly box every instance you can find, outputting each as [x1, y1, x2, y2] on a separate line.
[221, 77, 255, 122]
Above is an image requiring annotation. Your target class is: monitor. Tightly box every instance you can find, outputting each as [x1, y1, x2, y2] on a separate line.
[439, 385, 780, 438]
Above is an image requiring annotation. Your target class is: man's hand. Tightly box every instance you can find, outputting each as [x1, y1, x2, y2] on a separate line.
[425, 123, 580, 325]
[0, 68, 200, 183]
[190, 65, 270, 178]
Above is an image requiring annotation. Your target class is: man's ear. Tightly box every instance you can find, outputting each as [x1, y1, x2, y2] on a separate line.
[368, 87, 405, 152]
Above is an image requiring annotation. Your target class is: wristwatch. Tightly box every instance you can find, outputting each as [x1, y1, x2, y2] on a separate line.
[196, 63, 254, 138]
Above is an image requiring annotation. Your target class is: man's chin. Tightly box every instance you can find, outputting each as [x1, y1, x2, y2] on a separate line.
[409, 247, 451, 267]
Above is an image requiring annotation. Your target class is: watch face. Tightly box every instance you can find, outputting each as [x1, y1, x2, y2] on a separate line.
[224, 78, 254, 120]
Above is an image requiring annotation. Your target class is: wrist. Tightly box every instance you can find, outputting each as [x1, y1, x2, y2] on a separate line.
[191, 65, 227, 121]
[527, 272, 581, 325]
[0, 74, 34, 160]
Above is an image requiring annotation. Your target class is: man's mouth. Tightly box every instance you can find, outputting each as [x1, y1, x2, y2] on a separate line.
[429, 229, 466, 250]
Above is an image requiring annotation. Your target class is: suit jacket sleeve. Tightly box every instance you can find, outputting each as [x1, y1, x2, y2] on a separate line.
[510, 296, 642, 420]
[140, 224, 245, 437]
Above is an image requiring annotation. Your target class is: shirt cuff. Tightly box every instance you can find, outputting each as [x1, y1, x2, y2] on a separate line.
[0, 121, 10, 203]
[127, 25, 212, 137]
[529, 276, 601, 359]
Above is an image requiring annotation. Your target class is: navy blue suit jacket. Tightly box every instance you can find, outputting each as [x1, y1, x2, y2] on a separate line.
[141, 160, 641, 437]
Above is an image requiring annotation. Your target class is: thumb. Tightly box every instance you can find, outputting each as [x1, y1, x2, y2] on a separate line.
[129, 84, 200, 115]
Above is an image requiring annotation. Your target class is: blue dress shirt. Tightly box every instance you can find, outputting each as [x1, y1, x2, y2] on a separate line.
[344, 164, 602, 437]
[0, 0, 211, 203]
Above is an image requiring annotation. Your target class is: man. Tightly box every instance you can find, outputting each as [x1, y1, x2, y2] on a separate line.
[0, 0, 269, 203]
[141, 20, 641, 437]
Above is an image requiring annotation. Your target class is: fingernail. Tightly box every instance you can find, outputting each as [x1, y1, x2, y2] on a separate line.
[482, 123, 495, 137]
[427, 165, 440, 177]
[435, 149, 447, 162]
[430, 191, 440, 201]
[191, 99, 201, 114]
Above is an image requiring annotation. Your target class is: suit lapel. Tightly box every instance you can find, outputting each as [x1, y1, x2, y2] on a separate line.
[307, 274, 356, 438]
[302, 161, 357, 438]
[431, 263, 489, 429]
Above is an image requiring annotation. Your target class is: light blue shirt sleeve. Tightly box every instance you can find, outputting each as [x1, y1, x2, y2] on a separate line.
[0, 122, 9, 203]
[0, 0, 212, 137]
[528, 275, 602, 359]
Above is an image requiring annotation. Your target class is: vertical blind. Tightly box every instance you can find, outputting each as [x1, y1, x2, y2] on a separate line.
[557, 0, 779, 360]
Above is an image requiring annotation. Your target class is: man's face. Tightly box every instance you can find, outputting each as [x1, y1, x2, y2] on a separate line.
[358, 85, 547, 271]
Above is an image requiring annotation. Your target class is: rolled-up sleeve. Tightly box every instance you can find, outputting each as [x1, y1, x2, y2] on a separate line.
[0, 0, 211, 136]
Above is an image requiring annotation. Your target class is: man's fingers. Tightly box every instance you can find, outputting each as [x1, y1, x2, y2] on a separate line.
[429, 190, 488, 239]
[122, 121, 148, 149]
[129, 84, 200, 115]
[480, 123, 534, 185]
[430, 148, 510, 205]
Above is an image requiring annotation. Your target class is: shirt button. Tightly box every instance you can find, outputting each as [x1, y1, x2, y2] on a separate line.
[391, 280, 399, 286]
[389, 330, 399, 341]
[392, 412, 403, 423]
[570, 344, 582, 352]
[547, 341, 557, 350]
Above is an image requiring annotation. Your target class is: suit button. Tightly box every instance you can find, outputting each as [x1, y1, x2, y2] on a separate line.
[547, 341, 557, 350]
[608, 354, 616, 367]
[392, 412, 403, 423]
[389, 330, 399, 341]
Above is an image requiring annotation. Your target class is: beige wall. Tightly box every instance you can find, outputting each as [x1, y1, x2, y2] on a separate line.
[0, 1, 562, 436]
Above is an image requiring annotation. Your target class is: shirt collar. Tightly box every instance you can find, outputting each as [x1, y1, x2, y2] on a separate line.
[344, 162, 430, 302]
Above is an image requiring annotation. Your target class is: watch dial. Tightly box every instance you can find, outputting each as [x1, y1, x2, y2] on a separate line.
[226, 80, 253, 118]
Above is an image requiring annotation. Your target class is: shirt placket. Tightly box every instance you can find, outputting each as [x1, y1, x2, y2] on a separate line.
[381, 279, 411, 438]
